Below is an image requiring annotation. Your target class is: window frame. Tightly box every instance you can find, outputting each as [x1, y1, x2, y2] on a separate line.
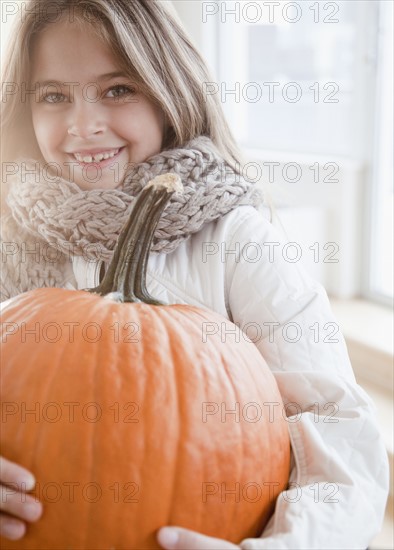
[361, 0, 393, 308]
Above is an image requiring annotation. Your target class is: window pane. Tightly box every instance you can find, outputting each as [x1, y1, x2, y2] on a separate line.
[217, 1, 375, 158]
[369, 0, 393, 301]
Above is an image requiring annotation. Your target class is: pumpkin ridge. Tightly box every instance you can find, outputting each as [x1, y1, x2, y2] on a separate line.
[135, 304, 149, 537]
[158, 305, 205, 532]
[71, 295, 104, 548]
[172, 307, 213, 533]
[155, 306, 183, 529]
[66, 302, 94, 549]
[84, 297, 109, 548]
[97, 301, 121, 542]
[216, 345, 245, 540]
[33, 317, 71, 503]
[11, 323, 46, 487]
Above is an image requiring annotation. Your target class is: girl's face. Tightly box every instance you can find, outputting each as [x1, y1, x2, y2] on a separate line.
[30, 19, 165, 190]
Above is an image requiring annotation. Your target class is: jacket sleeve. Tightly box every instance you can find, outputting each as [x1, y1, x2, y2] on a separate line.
[225, 209, 389, 550]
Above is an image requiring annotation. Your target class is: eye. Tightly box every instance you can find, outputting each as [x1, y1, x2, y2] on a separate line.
[40, 93, 66, 104]
[106, 84, 135, 99]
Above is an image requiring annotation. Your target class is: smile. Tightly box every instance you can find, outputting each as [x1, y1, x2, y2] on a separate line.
[70, 147, 125, 165]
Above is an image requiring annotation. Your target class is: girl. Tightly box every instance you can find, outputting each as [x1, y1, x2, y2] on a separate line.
[0, 1, 389, 548]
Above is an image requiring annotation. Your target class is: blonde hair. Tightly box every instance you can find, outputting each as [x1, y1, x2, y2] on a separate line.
[1, 0, 245, 173]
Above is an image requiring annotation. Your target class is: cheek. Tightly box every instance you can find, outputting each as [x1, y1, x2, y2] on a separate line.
[119, 102, 164, 144]
[31, 110, 62, 153]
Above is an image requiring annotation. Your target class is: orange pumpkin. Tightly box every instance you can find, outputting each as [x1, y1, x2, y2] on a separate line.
[0, 175, 290, 549]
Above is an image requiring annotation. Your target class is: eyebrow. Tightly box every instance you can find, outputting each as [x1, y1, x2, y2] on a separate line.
[35, 71, 130, 88]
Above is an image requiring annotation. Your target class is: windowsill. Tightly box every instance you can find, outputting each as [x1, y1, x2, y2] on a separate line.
[330, 298, 393, 550]
[330, 297, 392, 352]
[329, 297, 393, 472]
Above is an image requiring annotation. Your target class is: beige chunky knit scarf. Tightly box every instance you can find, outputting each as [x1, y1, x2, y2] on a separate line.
[1, 136, 264, 301]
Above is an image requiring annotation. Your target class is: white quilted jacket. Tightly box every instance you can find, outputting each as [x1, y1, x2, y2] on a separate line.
[64, 204, 389, 550]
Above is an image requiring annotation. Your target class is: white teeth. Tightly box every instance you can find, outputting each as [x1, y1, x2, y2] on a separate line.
[73, 148, 120, 163]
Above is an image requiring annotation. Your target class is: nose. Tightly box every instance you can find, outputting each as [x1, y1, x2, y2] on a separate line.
[67, 100, 106, 138]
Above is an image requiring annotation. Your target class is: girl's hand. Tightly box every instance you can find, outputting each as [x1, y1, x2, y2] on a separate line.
[157, 526, 240, 549]
[0, 456, 43, 540]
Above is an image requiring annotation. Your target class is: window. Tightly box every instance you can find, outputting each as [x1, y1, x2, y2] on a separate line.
[211, 0, 392, 303]
[214, 0, 375, 158]
[366, 0, 393, 304]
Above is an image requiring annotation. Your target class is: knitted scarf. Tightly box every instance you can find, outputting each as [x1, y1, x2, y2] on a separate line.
[1, 136, 264, 301]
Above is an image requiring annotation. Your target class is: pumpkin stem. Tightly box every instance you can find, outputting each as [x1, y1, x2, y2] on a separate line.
[88, 174, 183, 304]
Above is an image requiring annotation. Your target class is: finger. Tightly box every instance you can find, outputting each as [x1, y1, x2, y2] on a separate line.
[0, 514, 26, 541]
[0, 484, 43, 522]
[157, 527, 240, 550]
[0, 457, 36, 491]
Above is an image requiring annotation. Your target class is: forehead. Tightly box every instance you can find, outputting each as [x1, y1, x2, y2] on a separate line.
[30, 19, 120, 83]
